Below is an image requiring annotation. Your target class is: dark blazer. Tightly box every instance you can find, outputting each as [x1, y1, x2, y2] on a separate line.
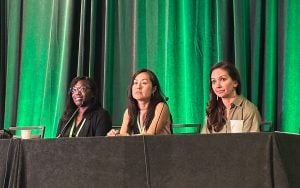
[56, 108, 112, 137]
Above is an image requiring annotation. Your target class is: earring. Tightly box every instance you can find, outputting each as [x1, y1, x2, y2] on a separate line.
[216, 96, 219, 101]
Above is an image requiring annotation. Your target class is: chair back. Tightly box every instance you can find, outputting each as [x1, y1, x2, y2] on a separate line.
[112, 125, 121, 131]
[260, 121, 273, 132]
[9, 126, 46, 139]
[172, 124, 201, 134]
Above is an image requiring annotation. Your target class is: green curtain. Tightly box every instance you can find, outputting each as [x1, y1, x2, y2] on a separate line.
[4, 0, 76, 137]
[1, 0, 300, 138]
[281, 0, 300, 133]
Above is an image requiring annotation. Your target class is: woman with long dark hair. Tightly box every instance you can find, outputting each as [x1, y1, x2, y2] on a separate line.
[56, 76, 112, 137]
[108, 69, 172, 136]
[201, 61, 261, 133]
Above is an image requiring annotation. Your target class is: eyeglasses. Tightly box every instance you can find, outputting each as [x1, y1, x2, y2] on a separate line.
[70, 87, 90, 94]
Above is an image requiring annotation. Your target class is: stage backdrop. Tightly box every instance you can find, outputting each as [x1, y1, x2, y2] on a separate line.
[1, 0, 300, 138]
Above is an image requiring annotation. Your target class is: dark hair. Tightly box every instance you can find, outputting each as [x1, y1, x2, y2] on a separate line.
[62, 76, 100, 122]
[127, 69, 166, 132]
[206, 61, 242, 133]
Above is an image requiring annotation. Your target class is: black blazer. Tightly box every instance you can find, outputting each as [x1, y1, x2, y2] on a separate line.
[56, 108, 112, 137]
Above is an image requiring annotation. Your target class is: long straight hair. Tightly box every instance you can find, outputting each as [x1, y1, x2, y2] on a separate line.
[127, 69, 166, 132]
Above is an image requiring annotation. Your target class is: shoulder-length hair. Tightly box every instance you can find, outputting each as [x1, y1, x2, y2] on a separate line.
[61, 76, 100, 122]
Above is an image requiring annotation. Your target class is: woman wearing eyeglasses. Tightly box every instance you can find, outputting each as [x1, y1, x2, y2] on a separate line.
[56, 76, 112, 137]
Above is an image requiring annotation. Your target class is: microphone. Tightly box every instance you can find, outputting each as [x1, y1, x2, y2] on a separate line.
[154, 97, 169, 135]
[57, 100, 83, 138]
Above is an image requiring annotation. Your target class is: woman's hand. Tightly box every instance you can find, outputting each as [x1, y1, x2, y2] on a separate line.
[106, 129, 120, 136]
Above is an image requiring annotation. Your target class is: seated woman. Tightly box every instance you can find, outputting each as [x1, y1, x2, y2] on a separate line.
[201, 61, 261, 134]
[56, 76, 112, 137]
[108, 69, 172, 136]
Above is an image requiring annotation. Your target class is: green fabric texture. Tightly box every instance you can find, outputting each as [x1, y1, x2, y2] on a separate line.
[2, 0, 300, 137]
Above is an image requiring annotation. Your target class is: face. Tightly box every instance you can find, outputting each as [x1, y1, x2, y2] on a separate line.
[131, 72, 157, 101]
[211, 68, 238, 98]
[71, 80, 92, 107]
